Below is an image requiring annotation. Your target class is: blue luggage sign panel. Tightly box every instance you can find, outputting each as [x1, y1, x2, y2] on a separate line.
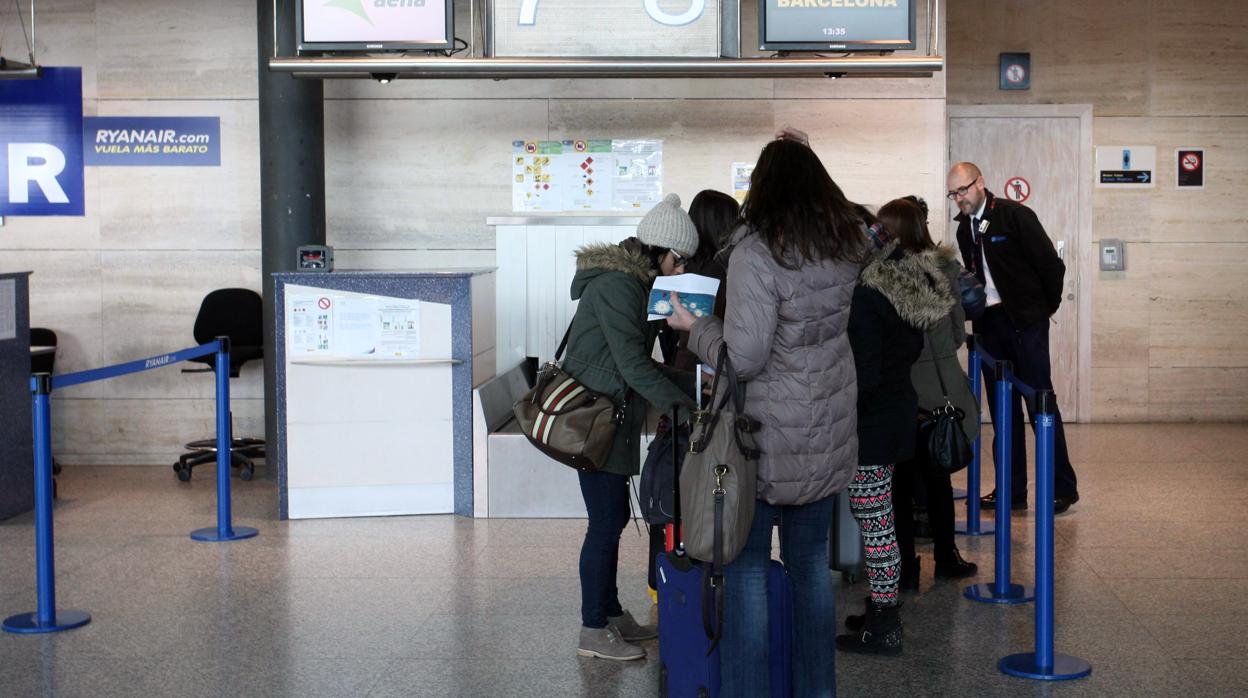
[0, 67, 85, 216]
[84, 117, 221, 166]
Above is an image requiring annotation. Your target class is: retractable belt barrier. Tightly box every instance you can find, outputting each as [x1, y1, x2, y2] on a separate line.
[3, 337, 258, 636]
[954, 335, 1091, 681]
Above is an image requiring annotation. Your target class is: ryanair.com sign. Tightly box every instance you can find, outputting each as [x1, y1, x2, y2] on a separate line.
[84, 117, 220, 167]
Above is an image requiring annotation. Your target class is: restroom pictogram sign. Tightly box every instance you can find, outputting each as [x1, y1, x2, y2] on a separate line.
[1004, 176, 1031, 203]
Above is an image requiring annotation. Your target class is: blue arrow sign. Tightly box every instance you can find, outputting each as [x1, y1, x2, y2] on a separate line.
[1137, 172, 1150, 182]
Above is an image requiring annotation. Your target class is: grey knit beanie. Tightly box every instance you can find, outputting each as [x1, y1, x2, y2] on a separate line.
[636, 193, 698, 258]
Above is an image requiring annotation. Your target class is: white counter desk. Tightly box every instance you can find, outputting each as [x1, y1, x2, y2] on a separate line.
[273, 269, 495, 520]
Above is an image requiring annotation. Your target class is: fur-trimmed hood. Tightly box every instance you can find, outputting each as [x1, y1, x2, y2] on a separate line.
[571, 238, 655, 300]
[859, 243, 956, 331]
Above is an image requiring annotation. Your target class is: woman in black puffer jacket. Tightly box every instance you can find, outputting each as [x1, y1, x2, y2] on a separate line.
[837, 214, 955, 656]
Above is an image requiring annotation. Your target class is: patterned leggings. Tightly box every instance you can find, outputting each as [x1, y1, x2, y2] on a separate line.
[847, 463, 901, 607]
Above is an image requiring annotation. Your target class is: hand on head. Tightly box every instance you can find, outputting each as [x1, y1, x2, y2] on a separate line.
[774, 126, 810, 147]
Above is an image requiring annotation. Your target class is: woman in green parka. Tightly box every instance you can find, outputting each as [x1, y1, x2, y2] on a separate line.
[565, 193, 699, 662]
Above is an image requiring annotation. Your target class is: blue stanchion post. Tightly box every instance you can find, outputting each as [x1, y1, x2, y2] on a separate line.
[965, 360, 1033, 604]
[190, 337, 258, 542]
[957, 336, 993, 536]
[1000, 390, 1091, 680]
[3, 374, 91, 634]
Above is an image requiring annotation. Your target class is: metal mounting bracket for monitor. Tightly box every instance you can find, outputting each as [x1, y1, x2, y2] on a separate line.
[0, 0, 39, 79]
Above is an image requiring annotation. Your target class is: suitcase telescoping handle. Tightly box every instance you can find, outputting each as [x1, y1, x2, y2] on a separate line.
[668, 364, 702, 554]
[670, 405, 682, 553]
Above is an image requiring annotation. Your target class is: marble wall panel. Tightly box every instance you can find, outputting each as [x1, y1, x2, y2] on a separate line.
[95, 0, 257, 100]
[773, 99, 947, 212]
[1091, 243, 1151, 369]
[96, 100, 262, 250]
[51, 396, 264, 464]
[1149, 368, 1248, 422]
[1149, 299, 1248, 370]
[1091, 367, 1150, 422]
[98, 250, 263, 400]
[947, 0, 1158, 115]
[1150, 3, 1248, 117]
[323, 98, 548, 250]
[1149, 244, 1248, 303]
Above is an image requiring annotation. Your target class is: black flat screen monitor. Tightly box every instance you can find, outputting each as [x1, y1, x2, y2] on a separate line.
[297, 0, 455, 53]
[760, 0, 916, 52]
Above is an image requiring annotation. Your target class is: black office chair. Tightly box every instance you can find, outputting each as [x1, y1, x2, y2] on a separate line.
[172, 289, 265, 482]
[30, 328, 62, 496]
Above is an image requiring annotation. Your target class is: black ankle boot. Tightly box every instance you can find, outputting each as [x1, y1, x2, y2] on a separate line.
[934, 548, 978, 579]
[900, 556, 920, 591]
[836, 602, 903, 656]
[844, 596, 870, 632]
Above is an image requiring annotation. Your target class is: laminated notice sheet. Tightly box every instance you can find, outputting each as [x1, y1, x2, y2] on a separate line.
[512, 138, 663, 213]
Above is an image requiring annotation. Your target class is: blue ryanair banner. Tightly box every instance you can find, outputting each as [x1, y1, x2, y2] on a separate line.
[0, 67, 85, 216]
[84, 116, 221, 166]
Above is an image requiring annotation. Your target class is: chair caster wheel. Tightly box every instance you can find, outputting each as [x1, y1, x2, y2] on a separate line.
[174, 464, 191, 482]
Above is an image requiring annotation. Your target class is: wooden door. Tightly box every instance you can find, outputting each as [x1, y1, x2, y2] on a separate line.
[948, 112, 1083, 421]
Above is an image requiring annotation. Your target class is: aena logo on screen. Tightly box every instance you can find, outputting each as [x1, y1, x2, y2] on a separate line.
[518, 0, 705, 27]
[324, 0, 427, 25]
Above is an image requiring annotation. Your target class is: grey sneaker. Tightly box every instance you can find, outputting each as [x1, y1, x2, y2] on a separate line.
[577, 626, 646, 661]
[607, 610, 658, 642]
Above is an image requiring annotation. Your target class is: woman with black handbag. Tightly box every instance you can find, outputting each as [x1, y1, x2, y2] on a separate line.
[883, 198, 980, 590]
[836, 200, 956, 656]
[668, 134, 864, 697]
[564, 193, 699, 662]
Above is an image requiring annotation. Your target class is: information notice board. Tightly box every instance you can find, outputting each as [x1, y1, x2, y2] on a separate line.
[512, 138, 663, 213]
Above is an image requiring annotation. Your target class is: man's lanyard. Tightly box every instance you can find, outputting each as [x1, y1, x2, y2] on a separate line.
[971, 198, 996, 277]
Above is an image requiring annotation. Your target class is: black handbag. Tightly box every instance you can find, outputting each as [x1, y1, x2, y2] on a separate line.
[919, 336, 974, 475]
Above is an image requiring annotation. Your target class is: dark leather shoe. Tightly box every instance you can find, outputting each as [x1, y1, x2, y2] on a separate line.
[979, 490, 1027, 511]
[1053, 492, 1080, 515]
[934, 549, 978, 579]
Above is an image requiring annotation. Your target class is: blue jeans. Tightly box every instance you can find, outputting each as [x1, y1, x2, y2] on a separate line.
[721, 496, 837, 698]
[577, 470, 631, 628]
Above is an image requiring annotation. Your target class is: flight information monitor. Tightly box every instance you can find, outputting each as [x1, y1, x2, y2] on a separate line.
[760, 0, 915, 52]
[297, 0, 454, 53]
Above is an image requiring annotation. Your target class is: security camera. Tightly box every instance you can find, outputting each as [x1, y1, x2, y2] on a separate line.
[372, 73, 397, 84]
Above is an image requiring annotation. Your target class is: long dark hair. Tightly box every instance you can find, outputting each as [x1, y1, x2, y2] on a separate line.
[879, 198, 935, 253]
[741, 139, 864, 268]
[688, 190, 740, 267]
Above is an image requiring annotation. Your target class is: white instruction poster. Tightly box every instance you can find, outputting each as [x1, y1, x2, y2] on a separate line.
[512, 138, 663, 213]
[732, 162, 755, 204]
[287, 293, 421, 358]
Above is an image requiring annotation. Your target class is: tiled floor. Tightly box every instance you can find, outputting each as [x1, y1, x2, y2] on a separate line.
[1, 423, 1246, 697]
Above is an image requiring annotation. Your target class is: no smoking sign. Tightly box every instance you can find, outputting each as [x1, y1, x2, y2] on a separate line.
[1004, 176, 1031, 203]
[1177, 148, 1204, 189]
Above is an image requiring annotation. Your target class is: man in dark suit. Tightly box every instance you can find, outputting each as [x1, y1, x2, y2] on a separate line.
[947, 162, 1080, 514]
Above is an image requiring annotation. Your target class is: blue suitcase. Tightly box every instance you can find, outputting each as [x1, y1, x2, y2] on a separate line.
[657, 551, 719, 698]
[657, 406, 794, 698]
[657, 554, 793, 698]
